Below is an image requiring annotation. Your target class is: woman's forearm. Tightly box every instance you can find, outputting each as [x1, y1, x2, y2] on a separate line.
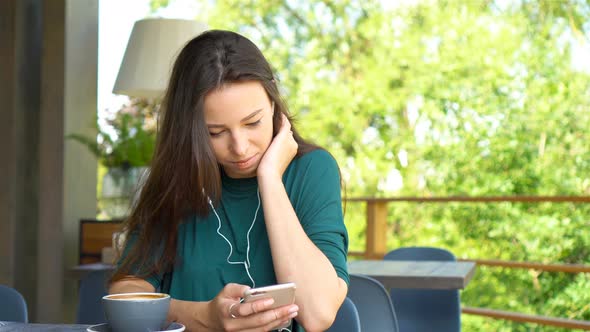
[108, 277, 155, 294]
[169, 299, 212, 331]
[258, 175, 347, 332]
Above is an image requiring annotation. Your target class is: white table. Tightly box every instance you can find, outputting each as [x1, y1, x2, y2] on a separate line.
[348, 260, 476, 290]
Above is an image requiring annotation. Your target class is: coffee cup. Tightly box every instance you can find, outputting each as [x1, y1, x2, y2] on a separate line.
[102, 292, 171, 332]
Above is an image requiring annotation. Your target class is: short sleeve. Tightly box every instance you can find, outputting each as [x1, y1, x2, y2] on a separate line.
[116, 231, 164, 290]
[287, 150, 349, 285]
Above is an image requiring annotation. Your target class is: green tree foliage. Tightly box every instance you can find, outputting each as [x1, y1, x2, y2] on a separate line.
[154, 0, 590, 330]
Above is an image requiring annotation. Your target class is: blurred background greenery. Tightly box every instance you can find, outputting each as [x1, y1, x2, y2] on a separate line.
[99, 0, 590, 330]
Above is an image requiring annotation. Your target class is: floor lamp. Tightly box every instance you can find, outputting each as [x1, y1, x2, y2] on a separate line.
[113, 18, 208, 98]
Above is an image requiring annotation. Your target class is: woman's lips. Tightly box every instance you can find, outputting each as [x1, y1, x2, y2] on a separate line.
[233, 154, 257, 169]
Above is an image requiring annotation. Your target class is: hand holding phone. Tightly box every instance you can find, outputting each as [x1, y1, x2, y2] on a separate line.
[243, 282, 296, 329]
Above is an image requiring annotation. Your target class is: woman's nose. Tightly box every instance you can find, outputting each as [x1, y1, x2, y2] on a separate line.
[230, 131, 248, 156]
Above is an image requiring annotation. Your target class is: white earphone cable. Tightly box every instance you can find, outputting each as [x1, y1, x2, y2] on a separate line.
[209, 189, 292, 332]
[209, 188, 260, 288]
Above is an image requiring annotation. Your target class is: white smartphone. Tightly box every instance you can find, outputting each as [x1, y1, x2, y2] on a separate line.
[243, 282, 297, 329]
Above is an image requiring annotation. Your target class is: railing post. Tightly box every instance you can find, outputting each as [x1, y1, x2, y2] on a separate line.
[365, 200, 388, 259]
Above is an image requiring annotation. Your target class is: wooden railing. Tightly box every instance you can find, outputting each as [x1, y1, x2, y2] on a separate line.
[344, 195, 590, 330]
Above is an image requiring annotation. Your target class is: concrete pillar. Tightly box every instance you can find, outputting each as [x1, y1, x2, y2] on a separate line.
[0, 0, 43, 320]
[0, 0, 98, 323]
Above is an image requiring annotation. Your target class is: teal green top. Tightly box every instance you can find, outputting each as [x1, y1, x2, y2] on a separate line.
[125, 149, 348, 330]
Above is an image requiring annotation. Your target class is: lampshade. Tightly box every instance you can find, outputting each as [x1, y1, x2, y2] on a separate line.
[113, 18, 208, 98]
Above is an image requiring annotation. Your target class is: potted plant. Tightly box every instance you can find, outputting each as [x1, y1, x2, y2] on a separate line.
[68, 98, 159, 217]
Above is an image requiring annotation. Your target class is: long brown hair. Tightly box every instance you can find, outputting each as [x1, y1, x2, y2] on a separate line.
[112, 30, 321, 283]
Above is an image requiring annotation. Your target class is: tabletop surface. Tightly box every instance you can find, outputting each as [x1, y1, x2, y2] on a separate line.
[69, 260, 476, 290]
[68, 263, 114, 280]
[0, 322, 89, 331]
[348, 260, 476, 290]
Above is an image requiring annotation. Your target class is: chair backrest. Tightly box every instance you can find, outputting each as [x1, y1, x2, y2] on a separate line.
[76, 269, 110, 324]
[384, 246, 461, 332]
[348, 274, 399, 332]
[326, 297, 361, 332]
[384, 246, 456, 262]
[0, 284, 28, 323]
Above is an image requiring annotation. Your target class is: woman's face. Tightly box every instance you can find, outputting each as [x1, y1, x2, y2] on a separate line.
[203, 81, 274, 178]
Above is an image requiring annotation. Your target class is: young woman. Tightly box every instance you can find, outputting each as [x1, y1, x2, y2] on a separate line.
[109, 30, 349, 332]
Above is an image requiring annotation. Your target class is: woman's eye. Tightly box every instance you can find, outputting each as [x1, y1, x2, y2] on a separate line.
[209, 131, 223, 137]
[247, 120, 261, 127]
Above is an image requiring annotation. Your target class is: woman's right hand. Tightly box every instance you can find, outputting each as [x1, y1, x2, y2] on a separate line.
[206, 283, 299, 331]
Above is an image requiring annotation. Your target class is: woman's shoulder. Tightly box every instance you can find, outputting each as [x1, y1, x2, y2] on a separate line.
[296, 148, 338, 167]
[286, 148, 339, 178]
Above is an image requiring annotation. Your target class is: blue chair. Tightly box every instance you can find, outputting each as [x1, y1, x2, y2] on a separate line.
[76, 269, 109, 324]
[348, 274, 399, 331]
[384, 246, 461, 332]
[326, 297, 361, 332]
[0, 284, 28, 322]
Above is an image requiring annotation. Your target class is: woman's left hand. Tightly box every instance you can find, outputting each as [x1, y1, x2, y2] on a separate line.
[257, 113, 298, 180]
[207, 283, 298, 331]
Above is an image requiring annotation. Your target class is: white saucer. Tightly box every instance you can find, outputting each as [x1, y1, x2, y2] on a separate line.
[87, 322, 185, 332]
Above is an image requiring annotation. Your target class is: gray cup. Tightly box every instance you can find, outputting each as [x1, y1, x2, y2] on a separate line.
[102, 292, 171, 332]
